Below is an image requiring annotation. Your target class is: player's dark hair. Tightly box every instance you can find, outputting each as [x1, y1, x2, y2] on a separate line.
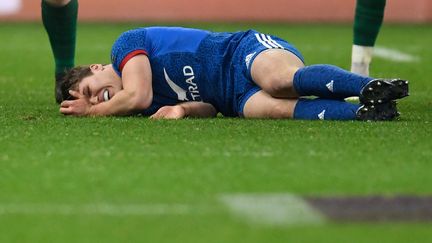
[59, 65, 92, 101]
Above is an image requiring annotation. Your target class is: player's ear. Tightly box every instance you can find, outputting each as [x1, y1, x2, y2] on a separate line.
[89, 64, 103, 72]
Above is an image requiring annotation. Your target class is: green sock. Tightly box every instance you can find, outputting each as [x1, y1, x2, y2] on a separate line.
[353, 0, 386, 46]
[42, 0, 78, 79]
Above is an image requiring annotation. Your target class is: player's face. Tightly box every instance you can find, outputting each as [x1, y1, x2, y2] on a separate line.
[78, 64, 122, 105]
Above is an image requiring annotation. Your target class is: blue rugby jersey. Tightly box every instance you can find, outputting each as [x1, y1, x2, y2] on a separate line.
[111, 26, 252, 116]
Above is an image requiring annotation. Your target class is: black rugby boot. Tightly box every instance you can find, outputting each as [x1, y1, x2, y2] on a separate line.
[359, 79, 409, 105]
[356, 101, 400, 121]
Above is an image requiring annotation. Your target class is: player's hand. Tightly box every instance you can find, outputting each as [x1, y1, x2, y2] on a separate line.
[150, 105, 186, 119]
[59, 90, 93, 116]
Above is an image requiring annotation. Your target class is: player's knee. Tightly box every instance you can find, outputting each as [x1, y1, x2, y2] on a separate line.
[269, 102, 291, 119]
[263, 72, 295, 95]
[43, 0, 71, 7]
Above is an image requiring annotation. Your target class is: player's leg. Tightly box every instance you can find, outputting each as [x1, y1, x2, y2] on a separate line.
[242, 90, 360, 120]
[351, 0, 386, 76]
[250, 49, 304, 98]
[293, 64, 372, 99]
[242, 90, 398, 121]
[251, 49, 407, 102]
[252, 49, 372, 99]
[294, 65, 409, 104]
[242, 90, 297, 119]
[249, 35, 373, 100]
[42, 0, 78, 103]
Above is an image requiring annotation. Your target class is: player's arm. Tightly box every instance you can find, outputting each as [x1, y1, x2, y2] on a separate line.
[65, 55, 153, 116]
[90, 55, 152, 116]
[150, 102, 217, 119]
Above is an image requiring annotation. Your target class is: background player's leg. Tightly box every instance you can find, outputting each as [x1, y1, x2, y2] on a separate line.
[250, 49, 304, 98]
[351, 0, 386, 76]
[242, 90, 360, 120]
[42, 0, 78, 103]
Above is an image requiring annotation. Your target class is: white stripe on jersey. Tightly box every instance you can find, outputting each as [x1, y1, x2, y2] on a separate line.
[255, 33, 272, 49]
[260, 34, 280, 49]
[265, 35, 284, 49]
[255, 33, 284, 49]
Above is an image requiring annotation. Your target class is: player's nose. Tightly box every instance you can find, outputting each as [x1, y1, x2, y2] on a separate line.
[89, 96, 98, 105]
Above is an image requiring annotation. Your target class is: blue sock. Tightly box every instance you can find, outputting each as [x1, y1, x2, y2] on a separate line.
[293, 64, 373, 99]
[293, 98, 361, 120]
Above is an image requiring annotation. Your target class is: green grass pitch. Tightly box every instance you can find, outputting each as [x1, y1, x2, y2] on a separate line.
[0, 22, 431, 242]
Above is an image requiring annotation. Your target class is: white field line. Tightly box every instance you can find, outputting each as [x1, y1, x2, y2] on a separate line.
[2, 193, 326, 227]
[0, 203, 198, 216]
[220, 193, 325, 226]
[374, 46, 420, 63]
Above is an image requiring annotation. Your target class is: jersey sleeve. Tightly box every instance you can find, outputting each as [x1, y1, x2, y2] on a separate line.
[111, 29, 150, 77]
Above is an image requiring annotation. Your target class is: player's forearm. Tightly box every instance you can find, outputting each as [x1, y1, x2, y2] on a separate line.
[179, 102, 217, 118]
[89, 90, 152, 116]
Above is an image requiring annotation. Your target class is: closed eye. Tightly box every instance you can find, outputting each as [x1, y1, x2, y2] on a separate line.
[86, 87, 91, 97]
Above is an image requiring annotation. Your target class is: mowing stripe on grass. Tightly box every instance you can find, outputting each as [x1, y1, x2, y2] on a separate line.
[374, 46, 420, 62]
[307, 195, 432, 222]
[0, 203, 197, 216]
[219, 193, 325, 226]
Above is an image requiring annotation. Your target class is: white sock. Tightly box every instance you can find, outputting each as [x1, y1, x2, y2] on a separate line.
[351, 45, 374, 77]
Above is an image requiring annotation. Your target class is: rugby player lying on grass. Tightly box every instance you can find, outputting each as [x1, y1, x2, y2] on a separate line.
[59, 27, 409, 120]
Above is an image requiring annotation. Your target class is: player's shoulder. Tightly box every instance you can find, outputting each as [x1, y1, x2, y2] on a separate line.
[145, 26, 212, 39]
[114, 28, 148, 44]
[111, 28, 149, 54]
[110, 28, 150, 75]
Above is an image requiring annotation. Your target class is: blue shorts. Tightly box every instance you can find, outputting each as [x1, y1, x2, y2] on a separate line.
[231, 30, 305, 116]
